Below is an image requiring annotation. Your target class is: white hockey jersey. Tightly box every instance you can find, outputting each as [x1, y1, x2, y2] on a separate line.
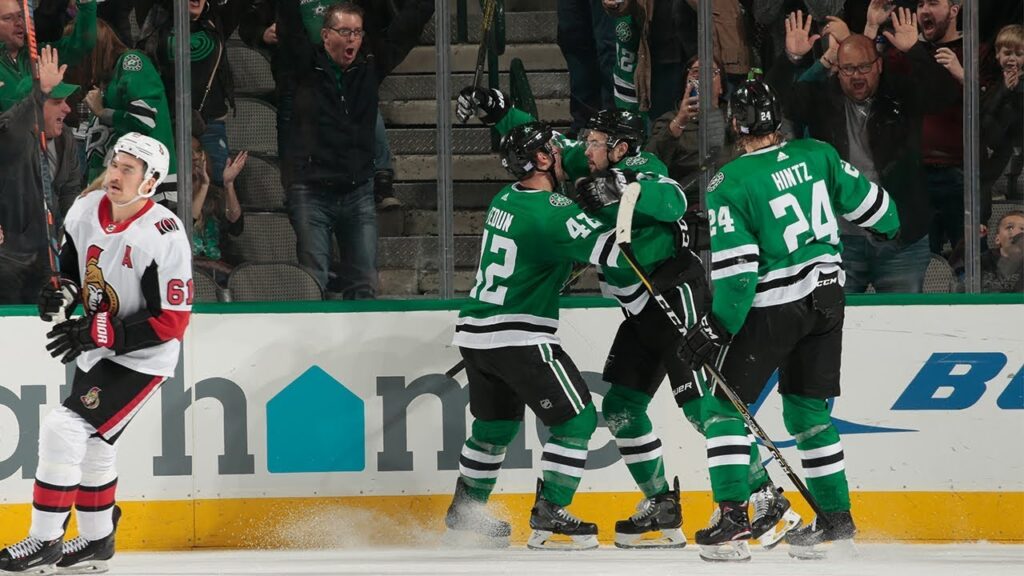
[61, 190, 193, 377]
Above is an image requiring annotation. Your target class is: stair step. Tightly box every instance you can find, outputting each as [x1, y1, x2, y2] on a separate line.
[394, 153, 509, 181]
[380, 72, 569, 101]
[377, 235, 482, 269]
[419, 11, 558, 44]
[393, 44, 565, 75]
[404, 209, 486, 235]
[378, 268, 478, 296]
[394, 181, 505, 210]
[387, 127, 493, 155]
[382, 99, 570, 126]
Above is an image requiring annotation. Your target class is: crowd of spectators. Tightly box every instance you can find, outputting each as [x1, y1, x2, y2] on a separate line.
[0, 0, 1021, 303]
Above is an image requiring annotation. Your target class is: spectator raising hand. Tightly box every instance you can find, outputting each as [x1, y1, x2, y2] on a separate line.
[784, 11, 821, 62]
[37, 45, 67, 96]
[883, 7, 919, 53]
[864, 0, 895, 39]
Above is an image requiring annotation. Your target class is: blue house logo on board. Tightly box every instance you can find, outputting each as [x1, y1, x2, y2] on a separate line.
[266, 365, 365, 473]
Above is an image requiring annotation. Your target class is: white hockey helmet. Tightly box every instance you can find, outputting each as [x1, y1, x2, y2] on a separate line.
[111, 132, 170, 198]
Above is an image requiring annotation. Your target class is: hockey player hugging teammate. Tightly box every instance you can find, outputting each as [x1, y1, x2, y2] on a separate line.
[457, 86, 796, 549]
[677, 79, 900, 561]
[0, 133, 192, 574]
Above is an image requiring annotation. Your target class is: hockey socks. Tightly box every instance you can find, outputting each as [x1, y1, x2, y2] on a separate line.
[540, 404, 597, 506]
[603, 386, 668, 498]
[702, 395, 752, 504]
[782, 394, 851, 512]
[457, 419, 520, 502]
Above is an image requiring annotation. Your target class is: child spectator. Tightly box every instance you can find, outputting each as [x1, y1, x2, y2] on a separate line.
[190, 114, 246, 286]
[981, 211, 1024, 293]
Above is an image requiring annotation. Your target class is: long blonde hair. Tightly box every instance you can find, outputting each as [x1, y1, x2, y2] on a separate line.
[80, 175, 105, 197]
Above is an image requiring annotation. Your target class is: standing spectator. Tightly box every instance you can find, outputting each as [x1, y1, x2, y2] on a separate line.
[880, 2, 964, 257]
[79, 19, 177, 206]
[137, 0, 248, 188]
[750, 0, 845, 68]
[238, 0, 402, 211]
[981, 210, 1024, 293]
[773, 13, 944, 292]
[0, 46, 79, 305]
[0, 0, 96, 112]
[278, 0, 433, 298]
[558, 0, 616, 135]
[686, 0, 751, 93]
[981, 25, 1023, 205]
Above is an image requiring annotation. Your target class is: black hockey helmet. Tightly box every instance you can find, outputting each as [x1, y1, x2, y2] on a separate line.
[500, 122, 558, 179]
[585, 109, 646, 155]
[728, 78, 782, 137]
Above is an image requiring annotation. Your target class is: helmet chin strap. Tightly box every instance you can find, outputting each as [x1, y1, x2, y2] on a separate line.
[110, 180, 156, 208]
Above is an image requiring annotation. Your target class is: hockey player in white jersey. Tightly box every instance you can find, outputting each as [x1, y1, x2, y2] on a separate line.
[0, 133, 192, 575]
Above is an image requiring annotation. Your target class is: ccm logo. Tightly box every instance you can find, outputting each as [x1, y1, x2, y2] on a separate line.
[816, 276, 839, 287]
[155, 218, 180, 235]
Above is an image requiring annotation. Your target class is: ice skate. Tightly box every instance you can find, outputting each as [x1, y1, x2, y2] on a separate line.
[749, 484, 802, 549]
[443, 479, 510, 548]
[55, 505, 122, 574]
[786, 510, 857, 560]
[613, 477, 686, 549]
[0, 536, 63, 575]
[527, 480, 598, 550]
[694, 502, 752, 562]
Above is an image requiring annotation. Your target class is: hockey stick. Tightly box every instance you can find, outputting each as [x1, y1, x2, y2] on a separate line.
[444, 262, 592, 379]
[470, 0, 499, 92]
[23, 0, 73, 323]
[613, 183, 832, 529]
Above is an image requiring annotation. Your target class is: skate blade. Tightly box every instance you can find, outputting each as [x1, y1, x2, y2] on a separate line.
[441, 529, 510, 550]
[788, 539, 857, 561]
[758, 509, 803, 550]
[56, 560, 110, 574]
[527, 530, 599, 551]
[613, 528, 687, 549]
[698, 541, 751, 562]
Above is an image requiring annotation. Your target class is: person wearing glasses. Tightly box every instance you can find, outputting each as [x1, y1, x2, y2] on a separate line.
[768, 10, 956, 293]
[277, 0, 433, 298]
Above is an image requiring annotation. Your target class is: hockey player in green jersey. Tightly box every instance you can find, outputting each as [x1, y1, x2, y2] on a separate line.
[444, 122, 684, 550]
[677, 79, 900, 562]
[458, 89, 796, 549]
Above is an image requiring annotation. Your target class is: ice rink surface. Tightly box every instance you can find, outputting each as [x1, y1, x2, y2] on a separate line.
[104, 543, 1023, 576]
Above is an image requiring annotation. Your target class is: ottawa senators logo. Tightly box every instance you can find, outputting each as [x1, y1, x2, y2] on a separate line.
[80, 387, 101, 410]
[84, 246, 120, 316]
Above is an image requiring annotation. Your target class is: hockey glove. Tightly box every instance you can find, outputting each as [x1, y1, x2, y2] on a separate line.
[456, 86, 509, 125]
[45, 312, 124, 363]
[38, 279, 80, 322]
[677, 313, 730, 370]
[681, 209, 711, 251]
[574, 169, 638, 214]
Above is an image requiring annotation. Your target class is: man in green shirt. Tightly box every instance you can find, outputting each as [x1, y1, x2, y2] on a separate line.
[0, 0, 97, 112]
[677, 79, 900, 561]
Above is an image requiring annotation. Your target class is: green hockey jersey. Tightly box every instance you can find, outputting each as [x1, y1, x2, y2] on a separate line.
[707, 139, 901, 334]
[0, 1, 97, 111]
[84, 50, 178, 203]
[455, 183, 679, 349]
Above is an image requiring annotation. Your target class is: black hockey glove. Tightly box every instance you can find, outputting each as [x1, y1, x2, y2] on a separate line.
[46, 312, 124, 363]
[456, 86, 509, 125]
[574, 169, 638, 214]
[38, 279, 80, 322]
[681, 209, 711, 251]
[677, 314, 730, 369]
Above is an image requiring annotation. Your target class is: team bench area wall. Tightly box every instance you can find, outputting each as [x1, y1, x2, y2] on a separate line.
[0, 297, 1021, 549]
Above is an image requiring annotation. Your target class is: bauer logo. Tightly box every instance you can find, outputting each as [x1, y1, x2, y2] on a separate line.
[266, 365, 366, 473]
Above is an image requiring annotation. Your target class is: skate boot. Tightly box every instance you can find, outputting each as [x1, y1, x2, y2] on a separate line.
[749, 484, 802, 549]
[786, 510, 857, 560]
[527, 480, 598, 550]
[694, 502, 752, 562]
[55, 505, 122, 574]
[613, 477, 686, 549]
[0, 535, 63, 575]
[443, 479, 511, 548]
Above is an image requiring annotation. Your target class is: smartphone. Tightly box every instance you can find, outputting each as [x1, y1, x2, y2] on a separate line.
[688, 79, 699, 99]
